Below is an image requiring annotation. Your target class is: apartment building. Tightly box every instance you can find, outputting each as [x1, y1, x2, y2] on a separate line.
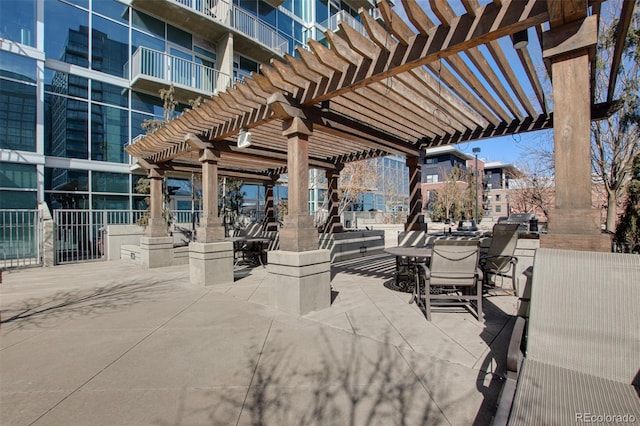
[0, 0, 380, 217]
[420, 146, 519, 221]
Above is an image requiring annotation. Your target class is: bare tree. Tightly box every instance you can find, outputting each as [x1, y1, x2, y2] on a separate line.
[337, 159, 378, 215]
[508, 160, 555, 221]
[431, 165, 467, 221]
[592, 2, 640, 231]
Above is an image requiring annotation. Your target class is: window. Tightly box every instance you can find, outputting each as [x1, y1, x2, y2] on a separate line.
[495, 194, 501, 202]
[0, 54, 37, 151]
[45, 1, 89, 66]
[424, 158, 437, 165]
[92, 171, 129, 193]
[0, 0, 36, 47]
[495, 205, 502, 213]
[91, 15, 129, 77]
[0, 162, 37, 209]
[425, 174, 439, 184]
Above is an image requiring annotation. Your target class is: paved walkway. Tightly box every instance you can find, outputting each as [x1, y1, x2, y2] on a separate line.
[1, 255, 517, 425]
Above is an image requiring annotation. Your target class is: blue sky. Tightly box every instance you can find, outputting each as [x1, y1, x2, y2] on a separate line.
[454, 128, 553, 166]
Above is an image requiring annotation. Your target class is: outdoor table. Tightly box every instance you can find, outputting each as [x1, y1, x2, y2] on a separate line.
[384, 245, 433, 306]
[225, 236, 247, 266]
[244, 237, 271, 267]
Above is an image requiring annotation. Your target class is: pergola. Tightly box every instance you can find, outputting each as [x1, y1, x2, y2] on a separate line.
[125, 0, 634, 309]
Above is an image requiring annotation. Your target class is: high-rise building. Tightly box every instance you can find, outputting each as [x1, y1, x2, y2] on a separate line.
[0, 0, 383, 216]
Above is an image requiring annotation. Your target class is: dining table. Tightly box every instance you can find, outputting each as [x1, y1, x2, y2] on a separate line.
[384, 245, 433, 306]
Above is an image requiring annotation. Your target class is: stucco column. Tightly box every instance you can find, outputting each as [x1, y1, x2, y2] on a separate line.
[197, 148, 225, 243]
[147, 168, 167, 238]
[405, 155, 424, 232]
[326, 166, 344, 233]
[541, 16, 610, 251]
[279, 117, 318, 252]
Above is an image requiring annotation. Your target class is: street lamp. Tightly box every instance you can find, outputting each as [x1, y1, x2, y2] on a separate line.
[472, 147, 481, 224]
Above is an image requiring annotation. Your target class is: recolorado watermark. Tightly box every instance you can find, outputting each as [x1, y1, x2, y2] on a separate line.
[576, 413, 637, 423]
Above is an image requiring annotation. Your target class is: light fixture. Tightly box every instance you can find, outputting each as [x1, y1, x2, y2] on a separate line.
[320, 100, 330, 112]
[237, 128, 252, 148]
[512, 29, 528, 50]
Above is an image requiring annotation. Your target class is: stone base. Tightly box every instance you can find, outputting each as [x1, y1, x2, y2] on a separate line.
[540, 233, 612, 252]
[139, 237, 174, 268]
[189, 241, 234, 286]
[267, 249, 331, 315]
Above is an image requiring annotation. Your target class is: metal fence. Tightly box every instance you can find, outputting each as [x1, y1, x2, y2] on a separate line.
[0, 209, 42, 268]
[52, 210, 148, 264]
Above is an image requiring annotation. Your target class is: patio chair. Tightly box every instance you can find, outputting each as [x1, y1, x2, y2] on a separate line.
[493, 249, 640, 425]
[480, 223, 520, 295]
[417, 239, 482, 322]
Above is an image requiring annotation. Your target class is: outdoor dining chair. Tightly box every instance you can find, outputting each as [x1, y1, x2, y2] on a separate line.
[417, 239, 483, 322]
[479, 223, 520, 295]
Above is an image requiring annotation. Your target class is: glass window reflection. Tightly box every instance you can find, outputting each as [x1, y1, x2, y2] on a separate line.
[0, 80, 37, 151]
[91, 80, 128, 108]
[45, 168, 89, 191]
[45, 192, 89, 210]
[92, 195, 129, 210]
[91, 103, 128, 163]
[0, 162, 37, 189]
[0, 0, 36, 47]
[45, 1, 89, 66]
[1, 190, 37, 209]
[93, 0, 129, 24]
[92, 171, 129, 193]
[0, 51, 37, 82]
[45, 93, 89, 158]
[91, 15, 129, 77]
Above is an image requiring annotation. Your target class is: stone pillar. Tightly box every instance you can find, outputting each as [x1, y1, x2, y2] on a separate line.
[541, 16, 610, 251]
[267, 116, 331, 315]
[325, 166, 344, 233]
[190, 147, 233, 286]
[278, 117, 318, 252]
[138, 168, 174, 268]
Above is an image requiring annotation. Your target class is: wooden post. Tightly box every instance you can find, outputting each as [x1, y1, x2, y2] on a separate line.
[541, 15, 610, 251]
[262, 177, 278, 233]
[326, 166, 344, 233]
[147, 168, 167, 238]
[279, 117, 318, 252]
[405, 155, 424, 231]
[197, 148, 225, 243]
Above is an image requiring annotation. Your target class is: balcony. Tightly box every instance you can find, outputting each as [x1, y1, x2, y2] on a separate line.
[321, 10, 368, 38]
[127, 47, 232, 102]
[131, 0, 288, 62]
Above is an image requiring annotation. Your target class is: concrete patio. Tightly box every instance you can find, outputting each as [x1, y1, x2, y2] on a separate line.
[1, 255, 517, 425]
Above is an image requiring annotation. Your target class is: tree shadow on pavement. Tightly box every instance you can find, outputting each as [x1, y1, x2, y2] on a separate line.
[1, 278, 177, 330]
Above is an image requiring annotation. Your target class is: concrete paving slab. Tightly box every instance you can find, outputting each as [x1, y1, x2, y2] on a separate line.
[0, 390, 68, 426]
[0, 329, 152, 392]
[0, 255, 517, 425]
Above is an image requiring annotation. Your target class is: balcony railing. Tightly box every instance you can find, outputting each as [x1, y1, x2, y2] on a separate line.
[321, 10, 367, 38]
[172, 0, 288, 54]
[128, 46, 232, 95]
